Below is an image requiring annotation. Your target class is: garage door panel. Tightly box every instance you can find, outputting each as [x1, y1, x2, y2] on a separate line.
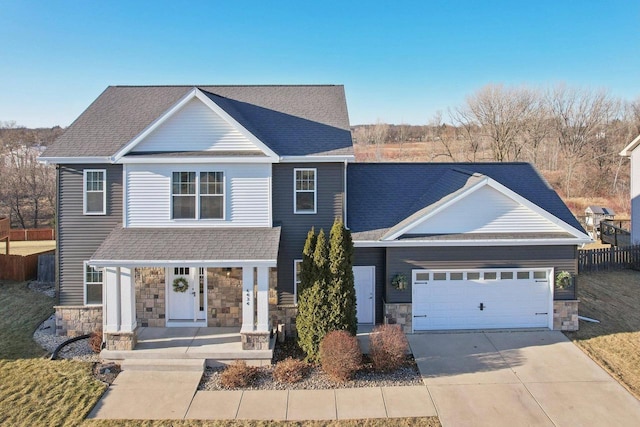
[412, 269, 551, 331]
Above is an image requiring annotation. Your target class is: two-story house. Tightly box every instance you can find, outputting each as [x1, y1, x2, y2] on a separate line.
[40, 85, 591, 355]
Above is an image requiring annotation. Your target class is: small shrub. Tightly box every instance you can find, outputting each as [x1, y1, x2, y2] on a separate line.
[369, 324, 409, 372]
[220, 361, 259, 388]
[273, 357, 309, 384]
[89, 330, 103, 354]
[319, 330, 362, 382]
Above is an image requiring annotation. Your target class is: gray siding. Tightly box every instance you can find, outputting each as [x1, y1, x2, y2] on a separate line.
[58, 164, 122, 305]
[385, 245, 578, 303]
[353, 247, 385, 324]
[272, 163, 345, 305]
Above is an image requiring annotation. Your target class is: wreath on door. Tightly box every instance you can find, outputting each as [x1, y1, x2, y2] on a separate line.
[172, 277, 189, 293]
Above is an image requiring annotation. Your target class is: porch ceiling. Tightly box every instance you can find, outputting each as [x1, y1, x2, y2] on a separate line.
[90, 225, 280, 266]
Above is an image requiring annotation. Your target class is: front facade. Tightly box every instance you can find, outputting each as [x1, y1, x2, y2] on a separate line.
[42, 85, 590, 352]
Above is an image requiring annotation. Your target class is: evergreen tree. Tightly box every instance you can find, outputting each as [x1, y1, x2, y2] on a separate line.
[297, 229, 331, 362]
[298, 227, 316, 295]
[328, 218, 358, 334]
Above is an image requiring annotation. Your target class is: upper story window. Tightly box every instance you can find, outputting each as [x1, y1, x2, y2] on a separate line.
[83, 169, 106, 215]
[172, 171, 224, 220]
[84, 262, 103, 305]
[200, 172, 224, 219]
[294, 168, 316, 214]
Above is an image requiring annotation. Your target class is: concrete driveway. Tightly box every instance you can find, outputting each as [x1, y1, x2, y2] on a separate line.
[409, 330, 640, 427]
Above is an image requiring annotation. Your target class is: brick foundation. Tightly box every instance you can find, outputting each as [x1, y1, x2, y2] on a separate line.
[384, 303, 412, 334]
[241, 331, 270, 350]
[553, 300, 579, 331]
[104, 332, 137, 351]
[54, 306, 102, 337]
[135, 267, 166, 327]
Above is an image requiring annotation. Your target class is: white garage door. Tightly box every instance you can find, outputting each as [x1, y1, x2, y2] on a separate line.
[412, 269, 552, 331]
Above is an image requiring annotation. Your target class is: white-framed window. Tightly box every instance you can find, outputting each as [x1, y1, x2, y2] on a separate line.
[172, 172, 196, 219]
[294, 168, 316, 214]
[294, 259, 302, 304]
[84, 262, 103, 305]
[200, 171, 224, 219]
[172, 171, 224, 220]
[83, 169, 106, 215]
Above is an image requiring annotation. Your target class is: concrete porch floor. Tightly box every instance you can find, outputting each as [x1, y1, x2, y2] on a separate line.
[101, 327, 275, 366]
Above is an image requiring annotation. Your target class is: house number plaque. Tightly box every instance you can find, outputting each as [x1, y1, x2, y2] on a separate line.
[245, 289, 251, 306]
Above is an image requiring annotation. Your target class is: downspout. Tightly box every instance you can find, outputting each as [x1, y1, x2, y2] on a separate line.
[344, 160, 348, 228]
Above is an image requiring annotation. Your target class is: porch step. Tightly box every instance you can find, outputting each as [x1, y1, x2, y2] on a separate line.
[120, 358, 206, 372]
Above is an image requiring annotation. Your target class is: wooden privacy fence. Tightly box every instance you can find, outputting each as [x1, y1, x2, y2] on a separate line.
[38, 253, 55, 282]
[9, 228, 55, 241]
[0, 250, 54, 282]
[578, 245, 640, 273]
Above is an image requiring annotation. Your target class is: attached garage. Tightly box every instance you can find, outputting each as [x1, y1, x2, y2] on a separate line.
[411, 268, 553, 331]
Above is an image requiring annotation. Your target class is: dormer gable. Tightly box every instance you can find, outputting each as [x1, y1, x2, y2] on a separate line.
[383, 175, 587, 241]
[113, 88, 278, 161]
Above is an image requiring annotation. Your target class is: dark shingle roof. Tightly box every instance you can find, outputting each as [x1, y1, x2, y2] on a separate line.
[347, 163, 585, 241]
[91, 226, 280, 262]
[43, 85, 353, 158]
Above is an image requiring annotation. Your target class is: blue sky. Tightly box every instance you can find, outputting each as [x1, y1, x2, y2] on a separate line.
[1, 1, 638, 127]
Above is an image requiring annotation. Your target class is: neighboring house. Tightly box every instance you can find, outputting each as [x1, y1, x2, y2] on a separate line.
[620, 135, 640, 244]
[584, 205, 615, 239]
[40, 85, 591, 352]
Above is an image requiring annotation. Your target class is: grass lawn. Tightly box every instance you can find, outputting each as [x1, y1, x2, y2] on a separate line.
[565, 270, 640, 400]
[0, 280, 440, 426]
[0, 240, 56, 255]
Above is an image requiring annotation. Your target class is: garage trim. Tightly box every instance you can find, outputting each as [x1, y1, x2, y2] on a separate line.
[411, 268, 554, 332]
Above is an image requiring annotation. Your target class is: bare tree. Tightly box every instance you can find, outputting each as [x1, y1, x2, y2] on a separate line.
[547, 85, 620, 196]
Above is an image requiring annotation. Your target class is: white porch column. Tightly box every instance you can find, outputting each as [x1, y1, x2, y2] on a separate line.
[104, 267, 121, 333]
[241, 267, 255, 332]
[256, 267, 269, 332]
[119, 267, 136, 332]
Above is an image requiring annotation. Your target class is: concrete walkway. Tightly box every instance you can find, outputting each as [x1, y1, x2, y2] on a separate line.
[89, 330, 640, 425]
[89, 375, 436, 421]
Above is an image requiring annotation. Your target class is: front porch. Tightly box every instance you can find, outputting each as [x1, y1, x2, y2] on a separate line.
[101, 327, 276, 366]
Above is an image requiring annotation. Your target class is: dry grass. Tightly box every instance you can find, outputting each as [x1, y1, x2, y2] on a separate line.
[565, 270, 640, 399]
[0, 240, 56, 255]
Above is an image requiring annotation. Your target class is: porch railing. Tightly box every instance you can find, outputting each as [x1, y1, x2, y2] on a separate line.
[600, 219, 631, 247]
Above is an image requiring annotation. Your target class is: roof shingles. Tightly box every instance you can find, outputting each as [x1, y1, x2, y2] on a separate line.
[43, 85, 353, 159]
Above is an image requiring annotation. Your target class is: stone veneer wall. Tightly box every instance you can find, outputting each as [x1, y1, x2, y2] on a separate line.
[104, 332, 137, 351]
[384, 303, 412, 334]
[55, 306, 102, 337]
[135, 267, 166, 327]
[553, 300, 579, 331]
[207, 268, 242, 327]
[270, 305, 298, 336]
[241, 331, 270, 350]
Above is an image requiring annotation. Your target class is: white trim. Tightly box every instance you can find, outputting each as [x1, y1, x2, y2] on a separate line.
[89, 259, 278, 268]
[293, 259, 302, 304]
[280, 155, 355, 163]
[112, 88, 279, 161]
[117, 156, 274, 164]
[620, 134, 640, 156]
[382, 176, 590, 242]
[343, 160, 348, 228]
[38, 156, 112, 165]
[354, 237, 592, 247]
[122, 165, 128, 227]
[83, 261, 103, 306]
[83, 169, 107, 215]
[294, 168, 317, 214]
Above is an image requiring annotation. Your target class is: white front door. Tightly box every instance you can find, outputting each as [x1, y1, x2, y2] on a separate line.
[167, 267, 206, 326]
[354, 266, 375, 324]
